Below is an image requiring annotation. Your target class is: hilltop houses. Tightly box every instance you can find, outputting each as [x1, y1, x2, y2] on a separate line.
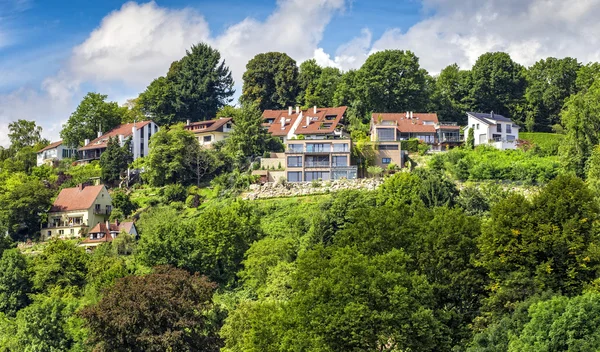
[78, 121, 159, 162]
[43, 184, 112, 241]
[464, 112, 519, 150]
[184, 117, 233, 148]
[36, 141, 78, 166]
[80, 220, 138, 249]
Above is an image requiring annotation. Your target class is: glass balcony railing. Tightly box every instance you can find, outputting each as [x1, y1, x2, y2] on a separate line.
[305, 161, 330, 168]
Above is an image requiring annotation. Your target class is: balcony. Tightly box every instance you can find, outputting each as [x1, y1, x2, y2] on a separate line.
[94, 209, 112, 215]
[45, 223, 88, 229]
[305, 161, 331, 168]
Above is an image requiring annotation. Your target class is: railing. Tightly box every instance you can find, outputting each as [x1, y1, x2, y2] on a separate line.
[94, 209, 112, 215]
[45, 224, 87, 229]
[286, 144, 351, 153]
[440, 137, 463, 143]
[305, 161, 330, 168]
[438, 122, 458, 126]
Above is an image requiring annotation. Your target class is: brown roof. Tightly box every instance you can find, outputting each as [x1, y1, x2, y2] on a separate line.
[372, 113, 439, 134]
[38, 140, 64, 153]
[50, 185, 106, 212]
[184, 117, 232, 134]
[79, 121, 153, 151]
[82, 221, 135, 244]
[263, 107, 347, 136]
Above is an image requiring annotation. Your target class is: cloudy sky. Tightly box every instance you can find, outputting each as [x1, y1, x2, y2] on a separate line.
[1, 0, 600, 145]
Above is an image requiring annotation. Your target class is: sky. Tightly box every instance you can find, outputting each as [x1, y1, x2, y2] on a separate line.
[2, 0, 600, 146]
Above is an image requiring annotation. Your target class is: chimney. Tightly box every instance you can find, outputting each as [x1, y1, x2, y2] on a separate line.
[105, 220, 110, 233]
[280, 117, 285, 129]
[118, 134, 124, 145]
[77, 183, 85, 191]
[490, 111, 494, 119]
[186, 119, 190, 126]
[296, 106, 300, 114]
[314, 106, 317, 114]
[410, 111, 413, 119]
[97, 130, 102, 138]
[84, 139, 90, 146]
[306, 115, 310, 126]
[406, 111, 409, 119]
[288, 106, 293, 115]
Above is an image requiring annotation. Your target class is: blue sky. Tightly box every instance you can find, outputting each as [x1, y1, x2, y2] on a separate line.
[1, 0, 599, 145]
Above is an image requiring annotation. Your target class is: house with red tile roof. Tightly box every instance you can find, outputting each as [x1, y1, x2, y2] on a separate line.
[80, 220, 138, 249]
[370, 112, 461, 152]
[36, 141, 77, 167]
[78, 121, 159, 162]
[43, 184, 112, 241]
[261, 106, 357, 182]
[184, 117, 233, 148]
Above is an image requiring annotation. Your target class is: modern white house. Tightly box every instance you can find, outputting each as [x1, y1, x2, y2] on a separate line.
[465, 112, 520, 150]
[37, 141, 78, 166]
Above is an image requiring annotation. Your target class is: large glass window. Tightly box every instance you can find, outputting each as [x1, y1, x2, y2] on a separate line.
[203, 136, 212, 142]
[287, 172, 302, 182]
[287, 144, 304, 153]
[306, 144, 331, 152]
[332, 156, 348, 167]
[417, 135, 435, 143]
[305, 171, 330, 181]
[287, 156, 302, 167]
[378, 144, 399, 150]
[497, 124, 502, 133]
[492, 134, 502, 141]
[507, 135, 516, 141]
[333, 143, 349, 152]
[507, 124, 512, 133]
[376, 128, 395, 141]
[305, 156, 330, 167]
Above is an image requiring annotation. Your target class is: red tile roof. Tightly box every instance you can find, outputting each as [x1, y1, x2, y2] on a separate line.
[50, 185, 106, 212]
[82, 221, 135, 244]
[372, 113, 439, 134]
[38, 140, 64, 153]
[79, 121, 153, 151]
[263, 107, 347, 136]
[184, 117, 232, 134]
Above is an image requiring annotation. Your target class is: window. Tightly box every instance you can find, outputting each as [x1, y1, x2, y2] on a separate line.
[325, 115, 337, 120]
[497, 124, 502, 133]
[417, 135, 435, 144]
[305, 171, 330, 181]
[59, 230, 64, 235]
[492, 134, 502, 141]
[378, 144, 399, 150]
[472, 124, 475, 129]
[476, 124, 480, 130]
[203, 136, 212, 142]
[507, 135, 516, 141]
[333, 169, 357, 180]
[376, 128, 395, 141]
[333, 143, 349, 152]
[287, 171, 302, 182]
[140, 142, 144, 155]
[306, 144, 331, 152]
[287, 156, 302, 167]
[265, 118, 275, 124]
[70, 229, 74, 235]
[95, 204, 101, 212]
[507, 124, 512, 133]
[382, 158, 392, 164]
[148, 126, 152, 139]
[287, 144, 303, 153]
[305, 156, 329, 167]
[332, 156, 348, 167]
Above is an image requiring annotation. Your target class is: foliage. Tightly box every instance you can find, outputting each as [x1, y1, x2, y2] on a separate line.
[99, 136, 133, 185]
[241, 52, 299, 110]
[139, 43, 234, 125]
[466, 128, 475, 149]
[431, 63, 471, 124]
[8, 119, 47, 152]
[111, 190, 138, 217]
[32, 240, 89, 292]
[366, 165, 383, 177]
[0, 249, 32, 317]
[80, 266, 221, 352]
[225, 104, 283, 161]
[400, 138, 421, 152]
[518, 132, 564, 156]
[60, 92, 125, 147]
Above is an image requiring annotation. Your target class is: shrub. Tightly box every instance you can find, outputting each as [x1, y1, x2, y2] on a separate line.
[160, 184, 187, 204]
[367, 166, 383, 178]
[400, 139, 420, 152]
[417, 143, 430, 156]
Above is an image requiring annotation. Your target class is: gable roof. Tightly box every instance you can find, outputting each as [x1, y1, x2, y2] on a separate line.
[50, 185, 106, 212]
[82, 221, 135, 244]
[184, 117, 232, 134]
[38, 141, 64, 153]
[263, 106, 347, 136]
[467, 112, 514, 124]
[79, 121, 153, 151]
[371, 112, 439, 134]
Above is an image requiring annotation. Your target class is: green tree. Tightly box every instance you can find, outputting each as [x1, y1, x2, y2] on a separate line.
[432, 64, 471, 124]
[8, 119, 47, 152]
[0, 249, 32, 317]
[559, 79, 600, 176]
[111, 190, 138, 217]
[575, 62, 600, 92]
[32, 240, 89, 291]
[468, 52, 527, 122]
[586, 145, 600, 204]
[137, 76, 178, 125]
[525, 57, 580, 131]
[60, 92, 125, 147]
[80, 266, 221, 352]
[144, 124, 202, 186]
[99, 136, 133, 185]
[225, 104, 282, 160]
[296, 59, 322, 106]
[241, 52, 299, 110]
[466, 127, 475, 149]
[303, 66, 342, 108]
[355, 50, 431, 113]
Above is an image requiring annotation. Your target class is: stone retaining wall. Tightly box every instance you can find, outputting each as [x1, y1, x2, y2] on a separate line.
[243, 178, 384, 200]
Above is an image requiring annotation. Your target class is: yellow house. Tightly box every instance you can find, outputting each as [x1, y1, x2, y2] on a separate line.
[184, 117, 233, 148]
[43, 184, 112, 240]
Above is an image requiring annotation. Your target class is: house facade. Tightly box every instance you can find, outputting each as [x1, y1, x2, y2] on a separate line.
[465, 112, 519, 150]
[36, 141, 77, 166]
[80, 220, 137, 249]
[43, 184, 112, 240]
[184, 117, 233, 148]
[262, 106, 357, 182]
[370, 112, 461, 151]
[78, 121, 159, 162]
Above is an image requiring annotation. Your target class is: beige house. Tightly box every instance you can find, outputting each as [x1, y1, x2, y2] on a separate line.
[184, 117, 233, 148]
[80, 220, 137, 250]
[43, 184, 112, 240]
[262, 106, 357, 182]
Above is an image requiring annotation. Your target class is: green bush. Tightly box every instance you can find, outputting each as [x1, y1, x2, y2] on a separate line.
[519, 132, 564, 156]
[367, 166, 383, 178]
[400, 139, 420, 152]
[417, 143, 430, 156]
[160, 184, 187, 204]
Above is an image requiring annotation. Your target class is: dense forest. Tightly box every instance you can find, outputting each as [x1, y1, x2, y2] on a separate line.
[2, 41, 600, 351]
